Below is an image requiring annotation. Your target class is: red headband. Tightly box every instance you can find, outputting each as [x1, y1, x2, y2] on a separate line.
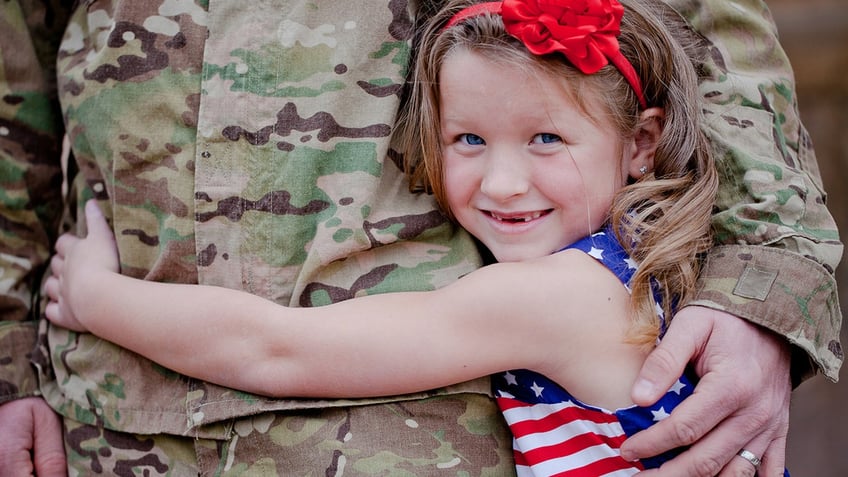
[444, 0, 647, 109]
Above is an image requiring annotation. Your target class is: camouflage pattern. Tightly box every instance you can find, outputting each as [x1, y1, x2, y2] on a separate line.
[61, 393, 513, 476]
[667, 0, 843, 383]
[0, 0, 842, 475]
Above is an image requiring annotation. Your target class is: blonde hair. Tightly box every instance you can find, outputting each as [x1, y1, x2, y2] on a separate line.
[396, 0, 718, 345]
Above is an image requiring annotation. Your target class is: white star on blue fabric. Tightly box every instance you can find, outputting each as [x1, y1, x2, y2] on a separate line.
[504, 371, 518, 386]
[669, 379, 687, 395]
[651, 407, 671, 421]
[624, 257, 638, 270]
[588, 247, 604, 260]
[530, 382, 545, 397]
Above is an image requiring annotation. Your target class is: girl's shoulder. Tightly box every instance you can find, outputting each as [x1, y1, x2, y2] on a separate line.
[475, 245, 629, 313]
[477, 226, 632, 294]
[555, 228, 636, 289]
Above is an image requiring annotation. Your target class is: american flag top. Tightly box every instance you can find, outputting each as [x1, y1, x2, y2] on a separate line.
[492, 227, 696, 476]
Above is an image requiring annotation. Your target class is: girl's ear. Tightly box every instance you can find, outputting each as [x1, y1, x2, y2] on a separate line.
[627, 107, 665, 179]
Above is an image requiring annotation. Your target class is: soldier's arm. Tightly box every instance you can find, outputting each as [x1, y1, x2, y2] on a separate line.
[666, 0, 842, 384]
[0, 0, 70, 405]
[619, 2, 840, 474]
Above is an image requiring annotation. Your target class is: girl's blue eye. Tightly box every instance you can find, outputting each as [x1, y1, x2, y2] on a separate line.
[532, 133, 562, 144]
[459, 133, 485, 146]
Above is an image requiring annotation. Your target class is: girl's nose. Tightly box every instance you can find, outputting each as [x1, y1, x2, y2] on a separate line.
[479, 152, 530, 200]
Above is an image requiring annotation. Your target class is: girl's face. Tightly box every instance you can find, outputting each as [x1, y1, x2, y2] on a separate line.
[439, 50, 637, 262]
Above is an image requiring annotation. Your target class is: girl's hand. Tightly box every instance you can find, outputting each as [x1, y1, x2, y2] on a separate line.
[44, 200, 119, 332]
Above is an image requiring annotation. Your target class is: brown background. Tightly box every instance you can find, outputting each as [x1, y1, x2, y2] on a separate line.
[768, 0, 846, 475]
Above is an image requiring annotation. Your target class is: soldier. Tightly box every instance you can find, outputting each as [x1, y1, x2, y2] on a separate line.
[0, 0, 841, 476]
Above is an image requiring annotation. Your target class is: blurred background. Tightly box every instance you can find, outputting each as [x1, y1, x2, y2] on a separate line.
[768, 0, 847, 475]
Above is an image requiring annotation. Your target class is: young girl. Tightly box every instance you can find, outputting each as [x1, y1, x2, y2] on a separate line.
[45, 0, 721, 474]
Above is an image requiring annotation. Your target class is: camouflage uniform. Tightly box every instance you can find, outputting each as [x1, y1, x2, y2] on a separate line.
[0, 0, 841, 475]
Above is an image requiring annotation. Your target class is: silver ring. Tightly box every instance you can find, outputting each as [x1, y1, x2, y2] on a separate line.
[738, 449, 761, 468]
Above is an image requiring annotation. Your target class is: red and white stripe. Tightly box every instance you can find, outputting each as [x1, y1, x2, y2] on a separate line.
[498, 395, 644, 477]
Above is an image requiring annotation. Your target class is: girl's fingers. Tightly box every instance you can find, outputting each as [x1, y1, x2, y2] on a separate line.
[49, 254, 64, 276]
[44, 301, 59, 322]
[44, 276, 59, 302]
[54, 233, 78, 256]
[84, 200, 113, 241]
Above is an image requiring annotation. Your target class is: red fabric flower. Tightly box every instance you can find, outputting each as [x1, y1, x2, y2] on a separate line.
[500, 0, 625, 74]
[441, 0, 647, 108]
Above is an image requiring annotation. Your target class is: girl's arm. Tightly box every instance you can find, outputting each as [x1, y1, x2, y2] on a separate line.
[45, 201, 638, 401]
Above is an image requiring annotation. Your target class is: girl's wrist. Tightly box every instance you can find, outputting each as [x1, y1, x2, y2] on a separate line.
[67, 267, 111, 322]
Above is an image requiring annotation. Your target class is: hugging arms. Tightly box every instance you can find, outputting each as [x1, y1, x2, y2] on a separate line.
[1, 0, 842, 475]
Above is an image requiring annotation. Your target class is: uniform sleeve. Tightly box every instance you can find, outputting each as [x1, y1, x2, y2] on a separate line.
[0, 0, 70, 403]
[666, 0, 843, 384]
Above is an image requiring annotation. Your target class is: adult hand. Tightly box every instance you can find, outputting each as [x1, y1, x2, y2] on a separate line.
[0, 397, 66, 476]
[620, 306, 791, 476]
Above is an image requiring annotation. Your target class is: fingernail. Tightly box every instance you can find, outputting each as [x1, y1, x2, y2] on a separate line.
[86, 200, 101, 216]
[620, 446, 640, 462]
[632, 378, 654, 401]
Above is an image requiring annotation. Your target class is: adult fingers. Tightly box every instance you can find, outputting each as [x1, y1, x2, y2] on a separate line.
[626, 310, 791, 476]
[0, 403, 35, 477]
[630, 310, 709, 406]
[720, 446, 764, 477]
[716, 425, 778, 477]
[718, 380, 789, 477]
[622, 373, 735, 468]
[754, 432, 788, 477]
[0, 398, 66, 477]
[631, 411, 767, 476]
[32, 399, 67, 477]
[720, 385, 788, 477]
[624, 353, 780, 475]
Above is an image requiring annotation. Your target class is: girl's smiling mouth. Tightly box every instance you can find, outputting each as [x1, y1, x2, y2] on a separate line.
[486, 209, 553, 223]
